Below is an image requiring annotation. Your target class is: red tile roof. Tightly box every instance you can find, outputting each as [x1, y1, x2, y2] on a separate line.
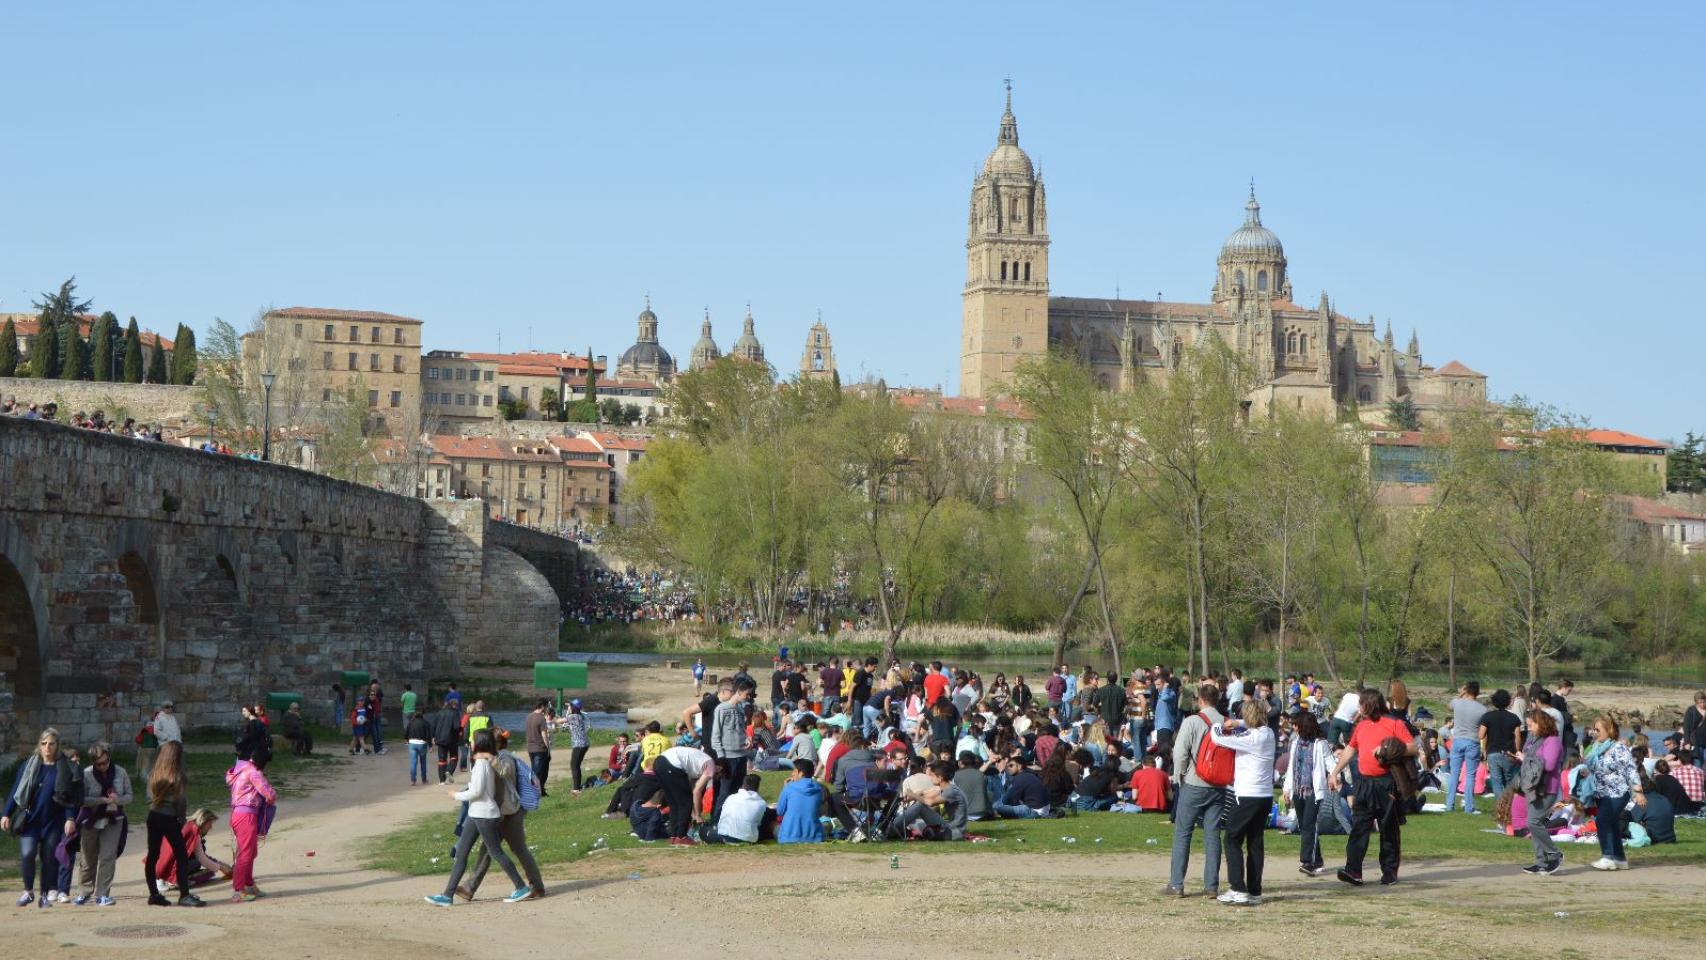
[269, 306, 423, 325]
[1431, 360, 1483, 378]
[1611, 494, 1706, 524]
[1577, 429, 1669, 451]
[428, 435, 562, 463]
[465, 351, 603, 374]
[584, 431, 650, 451]
[2, 313, 175, 351]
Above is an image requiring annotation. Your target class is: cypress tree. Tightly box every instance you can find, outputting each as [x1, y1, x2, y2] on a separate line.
[30, 314, 61, 378]
[0, 318, 18, 377]
[170, 324, 198, 385]
[61, 321, 90, 379]
[145, 334, 168, 384]
[90, 312, 117, 382]
[584, 346, 598, 404]
[121, 318, 145, 383]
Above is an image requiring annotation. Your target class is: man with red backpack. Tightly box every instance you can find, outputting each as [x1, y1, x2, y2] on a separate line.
[1164, 681, 1231, 898]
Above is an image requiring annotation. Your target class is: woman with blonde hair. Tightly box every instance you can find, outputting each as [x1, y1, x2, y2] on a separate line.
[1210, 700, 1279, 906]
[1386, 680, 1412, 724]
[2, 727, 81, 907]
[143, 741, 205, 907]
[1584, 715, 1643, 870]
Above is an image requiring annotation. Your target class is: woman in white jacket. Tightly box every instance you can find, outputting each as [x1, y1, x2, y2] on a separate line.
[425, 728, 528, 906]
[1282, 712, 1335, 877]
[1209, 701, 1277, 907]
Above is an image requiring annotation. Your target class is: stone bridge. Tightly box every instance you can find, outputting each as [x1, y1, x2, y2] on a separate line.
[0, 416, 582, 755]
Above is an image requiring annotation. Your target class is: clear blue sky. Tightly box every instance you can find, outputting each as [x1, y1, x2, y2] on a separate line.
[3, 3, 1700, 440]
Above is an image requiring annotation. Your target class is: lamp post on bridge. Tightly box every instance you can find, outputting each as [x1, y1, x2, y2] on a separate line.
[260, 371, 276, 461]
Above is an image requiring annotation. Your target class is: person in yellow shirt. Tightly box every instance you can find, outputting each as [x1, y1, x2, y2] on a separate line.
[639, 722, 670, 772]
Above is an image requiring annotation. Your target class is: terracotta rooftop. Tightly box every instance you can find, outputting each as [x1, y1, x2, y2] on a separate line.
[584, 431, 650, 451]
[428, 435, 562, 463]
[1431, 360, 1484, 378]
[464, 351, 603, 373]
[2, 313, 175, 351]
[269, 306, 423, 325]
[1576, 429, 1669, 451]
[1611, 494, 1706, 525]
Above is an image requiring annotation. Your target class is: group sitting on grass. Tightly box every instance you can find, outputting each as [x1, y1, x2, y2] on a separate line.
[565, 658, 1704, 908]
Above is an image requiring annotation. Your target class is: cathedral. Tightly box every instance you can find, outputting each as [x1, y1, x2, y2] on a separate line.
[959, 85, 1488, 420]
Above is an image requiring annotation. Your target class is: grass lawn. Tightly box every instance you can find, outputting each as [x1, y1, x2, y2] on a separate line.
[0, 742, 347, 883]
[365, 767, 1706, 876]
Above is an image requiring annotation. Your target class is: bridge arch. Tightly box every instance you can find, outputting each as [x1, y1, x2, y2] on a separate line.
[0, 516, 48, 747]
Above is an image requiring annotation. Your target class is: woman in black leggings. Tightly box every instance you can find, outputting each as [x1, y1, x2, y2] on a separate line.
[143, 742, 204, 907]
[564, 700, 590, 794]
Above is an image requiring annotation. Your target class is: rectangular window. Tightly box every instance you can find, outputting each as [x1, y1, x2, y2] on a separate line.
[441, 392, 451, 404]
[322, 351, 333, 370]
[367, 390, 379, 408]
[481, 464, 491, 477]
[455, 394, 466, 406]
[371, 326, 381, 343]
[348, 352, 358, 370]
[369, 353, 380, 371]
[483, 370, 494, 382]
[455, 368, 466, 381]
[394, 328, 403, 345]
[389, 390, 401, 408]
[521, 387, 530, 401]
[324, 323, 334, 340]
[427, 367, 439, 379]
[322, 388, 332, 401]
[293, 323, 303, 338]
[393, 355, 403, 373]
[483, 395, 493, 407]
[350, 325, 359, 341]
[518, 466, 527, 479]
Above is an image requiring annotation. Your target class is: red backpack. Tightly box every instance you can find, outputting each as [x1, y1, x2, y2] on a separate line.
[1192, 712, 1235, 787]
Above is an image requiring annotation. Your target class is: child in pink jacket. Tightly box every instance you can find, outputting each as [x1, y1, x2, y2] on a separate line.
[225, 753, 277, 902]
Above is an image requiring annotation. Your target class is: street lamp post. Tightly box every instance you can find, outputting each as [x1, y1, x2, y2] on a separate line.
[260, 371, 276, 462]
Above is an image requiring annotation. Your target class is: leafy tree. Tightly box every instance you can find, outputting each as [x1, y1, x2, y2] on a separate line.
[145, 335, 168, 383]
[583, 347, 598, 406]
[0, 318, 17, 377]
[1385, 395, 1421, 430]
[61, 321, 90, 380]
[90, 312, 117, 382]
[620, 402, 643, 425]
[170, 324, 198, 385]
[563, 399, 599, 423]
[498, 397, 529, 421]
[598, 397, 623, 424]
[539, 387, 562, 420]
[121, 318, 144, 383]
[28, 315, 61, 378]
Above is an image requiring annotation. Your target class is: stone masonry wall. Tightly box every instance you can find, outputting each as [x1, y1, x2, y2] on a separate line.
[0, 377, 204, 429]
[0, 416, 569, 754]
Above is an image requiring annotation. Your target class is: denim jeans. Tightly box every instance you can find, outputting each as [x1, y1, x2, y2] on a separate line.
[1169, 783, 1224, 892]
[1595, 791, 1629, 862]
[1445, 739, 1482, 812]
[1486, 752, 1519, 800]
[408, 742, 429, 783]
[991, 801, 1046, 819]
[1294, 795, 1324, 869]
[17, 825, 63, 896]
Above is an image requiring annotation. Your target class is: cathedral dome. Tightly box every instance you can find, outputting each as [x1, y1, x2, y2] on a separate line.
[1220, 190, 1284, 259]
[618, 340, 673, 371]
[982, 142, 1035, 180]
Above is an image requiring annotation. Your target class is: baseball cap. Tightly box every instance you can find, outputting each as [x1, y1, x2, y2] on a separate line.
[570, 698, 583, 709]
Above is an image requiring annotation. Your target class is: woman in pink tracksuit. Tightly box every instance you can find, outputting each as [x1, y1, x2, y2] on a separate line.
[225, 750, 277, 902]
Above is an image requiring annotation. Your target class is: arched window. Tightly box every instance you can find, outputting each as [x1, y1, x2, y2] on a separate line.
[1286, 330, 1298, 354]
[1000, 261, 1008, 281]
[1023, 261, 1031, 282]
[1257, 270, 1269, 292]
[1234, 269, 1245, 288]
[1299, 333, 1308, 355]
[1357, 385, 1372, 403]
[1010, 196, 1021, 221]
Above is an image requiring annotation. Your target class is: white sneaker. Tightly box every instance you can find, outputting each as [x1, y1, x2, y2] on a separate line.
[51, 891, 69, 904]
[1216, 889, 1248, 905]
[1589, 857, 1618, 871]
[1613, 860, 1630, 870]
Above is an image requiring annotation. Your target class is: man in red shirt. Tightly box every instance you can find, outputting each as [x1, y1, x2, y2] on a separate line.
[921, 661, 950, 707]
[1129, 755, 1172, 812]
[1328, 689, 1417, 887]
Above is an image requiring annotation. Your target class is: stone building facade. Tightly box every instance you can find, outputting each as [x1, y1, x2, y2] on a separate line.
[249, 307, 424, 436]
[421, 350, 500, 424]
[799, 315, 836, 381]
[958, 86, 1489, 421]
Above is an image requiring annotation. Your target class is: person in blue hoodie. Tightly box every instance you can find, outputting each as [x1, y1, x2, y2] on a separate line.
[775, 759, 825, 844]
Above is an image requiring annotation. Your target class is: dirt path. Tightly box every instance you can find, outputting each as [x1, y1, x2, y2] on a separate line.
[4, 742, 1702, 959]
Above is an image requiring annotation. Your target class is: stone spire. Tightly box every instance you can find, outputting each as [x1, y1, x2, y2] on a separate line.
[689, 308, 722, 371]
[799, 311, 835, 380]
[1408, 328, 1420, 358]
[999, 76, 1018, 145]
[731, 305, 765, 365]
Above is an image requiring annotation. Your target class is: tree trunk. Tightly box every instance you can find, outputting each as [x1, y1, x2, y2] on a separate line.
[1093, 550, 1121, 678]
[1446, 570, 1457, 689]
[1055, 551, 1097, 668]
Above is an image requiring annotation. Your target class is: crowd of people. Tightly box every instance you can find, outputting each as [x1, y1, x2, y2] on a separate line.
[583, 657, 1705, 906]
[3, 398, 169, 441]
[4, 698, 279, 910]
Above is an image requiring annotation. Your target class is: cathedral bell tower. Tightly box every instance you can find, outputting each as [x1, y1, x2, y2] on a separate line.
[960, 80, 1050, 399]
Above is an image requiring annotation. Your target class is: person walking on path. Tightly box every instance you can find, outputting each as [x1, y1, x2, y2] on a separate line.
[457, 731, 545, 902]
[1444, 682, 1487, 814]
[1210, 701, 1278, 906]
[3, 727, 82, 908]
[1164, 682, 1226, 898]
[1518, 709, 1565, 875]
[525, 699, 555, 796]
[1282, 712, 1334, 878]
[141, 741, 204, 907]
[226, 748, 277, 902]
[74, 741, 131, 906]
[425, 729, 528, 906]
[429, 700, 461, 785]
[1584, 716, 1643, 871]
[1329, 689, 1418, 887]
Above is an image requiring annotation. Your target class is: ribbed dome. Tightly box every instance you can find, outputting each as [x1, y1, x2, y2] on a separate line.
[637, 305, 657, 324]
[1220, 191, 1283, 259]
[983, 142, 1035, 179]
[618, 341, 673, 370]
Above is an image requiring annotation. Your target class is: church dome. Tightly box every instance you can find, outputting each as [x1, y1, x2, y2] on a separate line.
[983, 142, 1034, 179]
[618, 340, 673, 371]
[1220, 189, 1284, 259]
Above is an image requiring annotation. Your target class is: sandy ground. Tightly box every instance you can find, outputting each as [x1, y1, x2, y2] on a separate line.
[2, 741, 1702, 959]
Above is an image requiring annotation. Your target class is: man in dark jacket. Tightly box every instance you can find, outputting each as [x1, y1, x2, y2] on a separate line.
[429, 701, 461, 784]
[1094, 675, 1128, 732]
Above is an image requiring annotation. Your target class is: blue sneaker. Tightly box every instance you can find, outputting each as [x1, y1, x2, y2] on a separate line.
[73, 893, 91, 906]
[504, 887, 533, 904]
[95, 896, 117, 907]
[424, 894, 455, 907]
